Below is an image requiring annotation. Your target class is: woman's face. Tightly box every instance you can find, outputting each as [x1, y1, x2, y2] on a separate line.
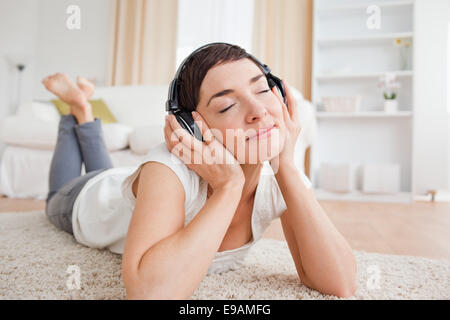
[196, 58, 286, 164]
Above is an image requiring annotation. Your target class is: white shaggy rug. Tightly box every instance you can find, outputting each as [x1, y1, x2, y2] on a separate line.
[0, 210, 449, 300]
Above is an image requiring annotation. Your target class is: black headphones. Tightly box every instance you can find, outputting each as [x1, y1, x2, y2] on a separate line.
[165, 42, 287, 142]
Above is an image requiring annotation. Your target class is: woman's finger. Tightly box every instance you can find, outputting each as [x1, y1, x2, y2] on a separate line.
[170, 138, 198, 166]
[192, 111, 215, 145]
[272, 86, 289, 117]
[167, 114, 205, 157]
[281, 97, 291, 125]
[282, 80, 298, 122]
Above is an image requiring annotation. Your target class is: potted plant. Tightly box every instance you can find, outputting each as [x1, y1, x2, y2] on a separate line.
[378, 73, 401, 113]
[394, 38, 412, 70]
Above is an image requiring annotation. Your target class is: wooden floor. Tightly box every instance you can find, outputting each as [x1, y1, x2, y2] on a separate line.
[1, 195, 450, 261]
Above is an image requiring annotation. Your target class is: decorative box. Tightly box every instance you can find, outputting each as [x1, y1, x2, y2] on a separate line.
[362, 163, 401, 194]
[319, 163, 355, 193]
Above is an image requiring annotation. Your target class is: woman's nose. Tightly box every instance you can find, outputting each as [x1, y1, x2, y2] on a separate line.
[245, 100, 267, 123]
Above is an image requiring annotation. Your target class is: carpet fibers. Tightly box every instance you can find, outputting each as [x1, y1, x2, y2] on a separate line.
[0, 211, 449, 300]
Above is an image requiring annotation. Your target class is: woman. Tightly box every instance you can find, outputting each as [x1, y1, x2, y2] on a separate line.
[44, 43, 357, 300]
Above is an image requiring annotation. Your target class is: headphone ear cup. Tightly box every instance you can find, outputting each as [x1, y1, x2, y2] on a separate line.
[174, 110, 204, 142]
[268, 75, 288, 106]
[268, 78, 284, 102]
[268, 78, 276, 89]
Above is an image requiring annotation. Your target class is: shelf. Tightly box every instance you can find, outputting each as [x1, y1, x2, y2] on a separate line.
[317, 32, 413, 46]
[316, 111, 412, 118]
[314, 188, 413, 203]
[316, 70, 413, 81]
[312, 0, 415, 202]
[317, 0, 413, 13]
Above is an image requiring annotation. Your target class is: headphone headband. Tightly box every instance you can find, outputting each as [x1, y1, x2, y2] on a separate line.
[166, 42, 283, 113]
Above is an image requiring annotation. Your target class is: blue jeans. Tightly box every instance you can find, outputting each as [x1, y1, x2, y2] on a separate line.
[45, 115, 113, 235]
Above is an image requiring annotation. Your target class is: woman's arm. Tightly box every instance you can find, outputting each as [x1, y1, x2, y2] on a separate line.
[275, 163, 357, 298]
[270, 81, 356, 297]
[122, 162, 244, 300]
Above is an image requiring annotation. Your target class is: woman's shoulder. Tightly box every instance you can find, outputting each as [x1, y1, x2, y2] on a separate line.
[140, 142, 198, 183]
[122, 142, 202, 208]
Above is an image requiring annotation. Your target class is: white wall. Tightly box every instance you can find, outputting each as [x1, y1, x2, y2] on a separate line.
[413, 0, 450, 194]
[448, 20, 450, 190]
[0, 0, 111, 155]
[0, 0, 39, 155]
[33, 0, 111, 99]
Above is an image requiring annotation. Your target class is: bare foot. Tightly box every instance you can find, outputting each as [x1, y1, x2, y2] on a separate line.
[42, 73, 94, 124]
[77, 76, 95, 100]
[42, 73, 85, 107]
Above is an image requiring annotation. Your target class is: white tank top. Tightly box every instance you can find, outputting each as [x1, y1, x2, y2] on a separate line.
[72, 142, 312, 274]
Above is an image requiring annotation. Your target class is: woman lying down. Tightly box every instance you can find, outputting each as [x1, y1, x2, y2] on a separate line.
[42, 42, 357, 299]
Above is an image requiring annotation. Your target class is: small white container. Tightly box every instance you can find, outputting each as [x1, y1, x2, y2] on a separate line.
[362, 164, 401, 194]
[319, 163, 354, 193]
[322, 95, 362, 112]
[384, 99, 398, 113]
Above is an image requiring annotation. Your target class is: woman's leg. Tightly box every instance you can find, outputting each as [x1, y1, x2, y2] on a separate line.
[42, 74, 113, 233]
[46, 114, 83, 203]
[46, 114, 113, 202]
[74, 117, 113, 173]
[43, 73, 96, 203]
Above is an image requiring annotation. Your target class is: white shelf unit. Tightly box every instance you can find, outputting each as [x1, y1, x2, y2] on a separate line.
[311, 0, 415, 203]
[317, 0, 414, 12]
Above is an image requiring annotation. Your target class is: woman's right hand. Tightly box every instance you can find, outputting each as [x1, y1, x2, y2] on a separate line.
[164, 111, 245, 192]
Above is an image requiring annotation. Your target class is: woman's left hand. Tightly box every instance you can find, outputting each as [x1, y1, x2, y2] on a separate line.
[270, 80, 301, 172]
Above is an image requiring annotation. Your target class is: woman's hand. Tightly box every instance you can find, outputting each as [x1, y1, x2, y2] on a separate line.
[270, 80, 302, 172]
[164, 111, 245, 192]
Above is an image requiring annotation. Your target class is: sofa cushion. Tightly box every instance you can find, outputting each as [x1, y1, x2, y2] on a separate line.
[51, 99, 118, 124]
[102, 123, 134, 151]
[0, 116, 132, 151]
[1, 116, 58, 150]
[16, 101, 61, 122]
[92, 84, 169, 128]
[128, 124, 165, 155]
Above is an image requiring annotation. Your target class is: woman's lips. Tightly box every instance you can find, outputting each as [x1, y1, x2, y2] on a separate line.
[247, 125, 275, 141]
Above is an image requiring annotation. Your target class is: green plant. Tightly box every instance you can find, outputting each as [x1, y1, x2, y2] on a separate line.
[383, 92, 397, 100]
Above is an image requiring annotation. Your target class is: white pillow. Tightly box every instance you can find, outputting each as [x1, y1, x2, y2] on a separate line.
[94, 84, 169, 128]
[102, 123, 134, 151]
[16, 101, 61, 122]
[129, 124, 165, 155]
[0, 116, 58, 150]
[0, 116, 133, 152]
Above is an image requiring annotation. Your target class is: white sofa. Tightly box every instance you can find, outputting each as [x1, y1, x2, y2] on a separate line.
[0, 84, 317, 199]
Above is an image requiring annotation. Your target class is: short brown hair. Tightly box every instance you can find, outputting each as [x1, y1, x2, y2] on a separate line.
[177, 43, 262, 112]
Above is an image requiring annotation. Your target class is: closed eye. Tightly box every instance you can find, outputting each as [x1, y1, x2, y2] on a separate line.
[219, 89, 271, 113]
[219, 104, 235, 113]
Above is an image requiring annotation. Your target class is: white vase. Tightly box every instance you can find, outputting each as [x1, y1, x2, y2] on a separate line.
[384, 100, 398, 113]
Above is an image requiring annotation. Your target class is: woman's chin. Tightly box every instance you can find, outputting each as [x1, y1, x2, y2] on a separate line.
[241, 141, 284, 164]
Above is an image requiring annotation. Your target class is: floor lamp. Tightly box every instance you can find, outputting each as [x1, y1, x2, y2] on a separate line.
[14, 64, 26, 114]
[4, 55, 28, 116]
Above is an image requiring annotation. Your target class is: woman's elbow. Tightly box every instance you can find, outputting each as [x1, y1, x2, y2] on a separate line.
[335, 281, 357, 298]
[328, 263, 358, 298]
[335, 267, 358, 298]
[123, 273, 190, 300]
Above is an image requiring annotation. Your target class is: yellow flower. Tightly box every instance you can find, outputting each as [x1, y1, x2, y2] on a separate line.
[394, 38, 403, 47]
